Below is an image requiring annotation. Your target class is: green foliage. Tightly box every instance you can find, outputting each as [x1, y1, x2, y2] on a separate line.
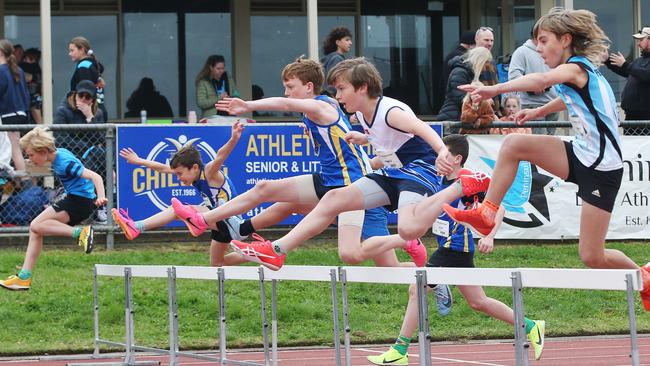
[0, 241, 648, 355]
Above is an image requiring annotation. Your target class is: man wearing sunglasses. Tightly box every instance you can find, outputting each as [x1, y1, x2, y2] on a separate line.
[605, 27, 650, 135]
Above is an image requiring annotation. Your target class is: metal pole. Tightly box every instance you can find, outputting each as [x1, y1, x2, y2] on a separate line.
[105, 126, 115, 250]
[218, 268, 227, 365]
[39, 0, 53, 123]
[339, 268, 351, 366]
[511, 271, 529, 366]
[167, 267, 179, 366]
[625, 274, 640, 366]
[330, 269, 341, 366]
[416, 270, 432, 366]
[258, 267, 271, 366]
[271, 280, 278, 366]
[93, 267, 100, 357]
[124, 268, 135, 365]
[306, 0, 319, 61]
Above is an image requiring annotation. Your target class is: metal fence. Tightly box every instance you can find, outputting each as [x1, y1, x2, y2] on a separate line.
[0, 120, 648, 249]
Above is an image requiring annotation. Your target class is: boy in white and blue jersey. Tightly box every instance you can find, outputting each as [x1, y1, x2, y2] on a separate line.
[446, 7, 650, 311]
[368, 135, 546, 365]
[0, 126, 106, 291]
[112, 121, 248, 267]
[225, 57, 491, 270]
[172, 57, 427, 269]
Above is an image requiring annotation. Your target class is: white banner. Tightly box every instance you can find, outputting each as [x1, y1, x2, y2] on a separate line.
[466, 135, 650, 239]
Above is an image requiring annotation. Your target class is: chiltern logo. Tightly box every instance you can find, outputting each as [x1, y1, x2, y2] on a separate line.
[480, 157, 554, 228]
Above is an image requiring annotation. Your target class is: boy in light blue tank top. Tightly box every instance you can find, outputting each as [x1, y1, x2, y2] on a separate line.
[1, 126, 106, 291]
[445, 7, 650, 311]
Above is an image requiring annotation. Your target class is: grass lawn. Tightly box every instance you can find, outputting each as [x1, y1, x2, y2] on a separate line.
[0, 238, 648, 356]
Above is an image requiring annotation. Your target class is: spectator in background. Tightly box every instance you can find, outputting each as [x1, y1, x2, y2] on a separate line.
[125, 77, 173, 118]
[320, 26, 353, 96]
[437, 31, 476, 110]
[0, 39, 30, 173]
[605, 27, 650, 135]
[437, 47, 492, 124]
[508, 33, 558, 135]
[490, 95, 532, 135]
[475, 26, 501, 115]
[196, 54, 240, 118]
[13, 44, 24, 64]
[20, 48, 42, 123]
[68, 36, 107, 122]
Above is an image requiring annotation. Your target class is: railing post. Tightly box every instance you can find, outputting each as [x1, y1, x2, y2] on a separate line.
[167, 267, 179, 366]
[339, 267, 351, 366]
[330, 268, 341, 366]
[625, 273, 640, 366]
[511, 271, 529, 366]
[105, 125, 115, 250]
[416, 270, 432, 366]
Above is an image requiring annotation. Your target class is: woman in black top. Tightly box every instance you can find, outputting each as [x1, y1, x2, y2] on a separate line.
[0, 39, 29, 172]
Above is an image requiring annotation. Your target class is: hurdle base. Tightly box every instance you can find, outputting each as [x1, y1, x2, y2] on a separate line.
[66, 361, 160, 366]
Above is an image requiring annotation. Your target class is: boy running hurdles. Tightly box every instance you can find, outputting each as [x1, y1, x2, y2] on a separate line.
[112, 121, 249, 266]
[444, 7, 650, 310]
[171, 57, 429, 270]
[1, 126, 106, 290]
[205, 58, 489, 272]
[367, 135, 545, 365]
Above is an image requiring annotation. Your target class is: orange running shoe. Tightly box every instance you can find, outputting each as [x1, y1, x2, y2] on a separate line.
[443, 202, 495, 236]
[112, 208, 140, 240]
[230, 233, 286, 271]
[640, 263, 650, 311]
[403, 238, 427, 267]
[457, 169, 491, 196]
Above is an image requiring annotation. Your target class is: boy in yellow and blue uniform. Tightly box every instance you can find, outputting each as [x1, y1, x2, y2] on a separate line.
[368, 135, 545, 365]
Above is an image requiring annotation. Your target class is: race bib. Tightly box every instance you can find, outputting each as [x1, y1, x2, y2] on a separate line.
[376, 150, 403, 169]
[431, 219, 449, 237]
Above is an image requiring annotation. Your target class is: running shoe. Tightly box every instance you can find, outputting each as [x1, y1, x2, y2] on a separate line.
[230, 233, 285, 271]
[78, 225, 94, 254]
[112, 208, 140, 240]
[527, 320, 545, 360]
[433, 284, 453, 316]
[367, 347, 408, 365]
[0, 275, 31, 291]
[443, 203, 495, 236]
[403, 238, 427, 267]
[224, 215, 248, 241]
[640, 263, 650, 311]
[171, 197, 208, 237]
[457, 169, 491, 196]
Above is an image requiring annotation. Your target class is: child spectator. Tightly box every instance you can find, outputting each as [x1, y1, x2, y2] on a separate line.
[490, 95, 532, 135]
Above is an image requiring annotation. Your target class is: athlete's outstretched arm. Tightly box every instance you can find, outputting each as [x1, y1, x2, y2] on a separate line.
[216, 97, 338, 126]
[205, 120, 244, 178]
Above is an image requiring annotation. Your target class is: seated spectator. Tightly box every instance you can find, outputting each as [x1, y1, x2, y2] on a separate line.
[195, 54, 239, 118]
[125, 77, 173, 118]
[490, 95, 532, 135]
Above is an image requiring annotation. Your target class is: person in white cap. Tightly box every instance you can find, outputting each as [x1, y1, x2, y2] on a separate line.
[605, 26, 650, 134]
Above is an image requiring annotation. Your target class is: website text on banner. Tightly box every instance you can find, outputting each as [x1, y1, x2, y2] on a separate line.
[116, 123, 443, 228]
[466, 135, 649, 240]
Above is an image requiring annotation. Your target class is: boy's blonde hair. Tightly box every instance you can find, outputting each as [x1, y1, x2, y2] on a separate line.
[533, 7, 610, 66]
[281, 56, 324, 95]
[326, 57, 383, 98]
[20, 126, 56, 153]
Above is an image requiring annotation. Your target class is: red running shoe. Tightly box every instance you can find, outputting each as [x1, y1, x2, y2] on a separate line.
[111, 208, 140, 240]
[457, 169, 491, 196]
[640, 263, 650, 311]
[230, 233, 286, 271]
[171, 197, 208, 237]
[404, 238, 427, 267]
[443, 202, 495, 236]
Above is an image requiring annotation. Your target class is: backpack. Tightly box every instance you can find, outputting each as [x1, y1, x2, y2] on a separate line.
[0, 185, 50, 225]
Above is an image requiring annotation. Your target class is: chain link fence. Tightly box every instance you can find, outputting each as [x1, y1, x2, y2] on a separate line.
[0, 120, 647, 249]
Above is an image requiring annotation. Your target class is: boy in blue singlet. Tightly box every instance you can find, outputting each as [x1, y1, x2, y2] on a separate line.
[367, 135, 545, 365]
[112, 121, 249, 266]
[171, 57, 428, 271]
[1, 126, 106, 291]
[446, 7, 650, 311]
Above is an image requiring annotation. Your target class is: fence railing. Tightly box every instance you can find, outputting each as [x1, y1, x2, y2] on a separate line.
[0, 121, 648, 249]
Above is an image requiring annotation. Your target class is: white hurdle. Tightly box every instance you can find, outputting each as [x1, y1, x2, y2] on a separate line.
[338, 266, 642, 366]
[72, 264, 642, 366]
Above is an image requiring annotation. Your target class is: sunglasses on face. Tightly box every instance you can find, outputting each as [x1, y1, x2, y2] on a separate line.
[77, 92, 93, 101]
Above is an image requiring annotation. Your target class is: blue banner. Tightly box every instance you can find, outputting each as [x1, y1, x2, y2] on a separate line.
[116, 123, 442, 227]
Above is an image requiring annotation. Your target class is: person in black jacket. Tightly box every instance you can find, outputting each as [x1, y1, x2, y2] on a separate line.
[320, 26, 352, 96]
[68, 36, 106, 121]
[436, 31, 475, 111]
[125, 77, 173, 118]
[605, 27, 650, 135]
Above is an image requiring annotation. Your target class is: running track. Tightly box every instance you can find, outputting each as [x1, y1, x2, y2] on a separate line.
[2, 335, 649, 366]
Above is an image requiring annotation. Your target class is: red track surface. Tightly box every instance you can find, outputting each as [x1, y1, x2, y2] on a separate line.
[2, 335, 649, 366]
